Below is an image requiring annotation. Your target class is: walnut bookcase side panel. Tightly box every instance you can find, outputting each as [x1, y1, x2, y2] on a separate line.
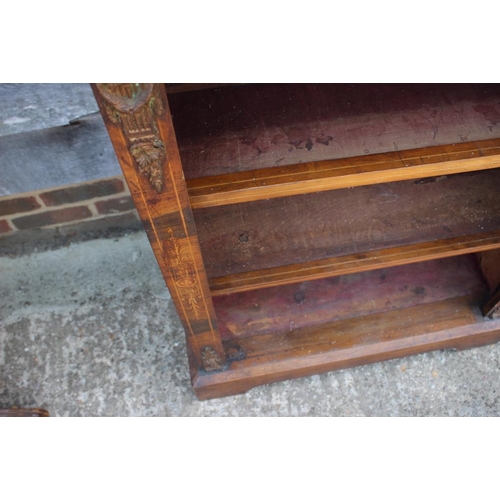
[91, 83, 226, 374]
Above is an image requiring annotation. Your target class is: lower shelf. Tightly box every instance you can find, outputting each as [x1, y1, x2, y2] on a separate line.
[209, 231, 500, 295]
[192, 255, 500, 399]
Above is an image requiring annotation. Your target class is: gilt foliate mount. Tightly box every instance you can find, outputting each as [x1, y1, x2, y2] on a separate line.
[96, 83, 166, 193]
[201, 346, 224, 372]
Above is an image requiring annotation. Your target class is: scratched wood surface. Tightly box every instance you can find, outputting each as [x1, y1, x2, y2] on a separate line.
[477, 249, 500, 291]
[195, 298, 500, 399]
[228, 296, 483, 364]
[194, 169, 500, 279]
[168, 83, 500, 180]
[213, 256, 487, 340]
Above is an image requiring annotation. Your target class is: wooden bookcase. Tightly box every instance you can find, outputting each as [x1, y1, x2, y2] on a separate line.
[92, 83, 500, 400]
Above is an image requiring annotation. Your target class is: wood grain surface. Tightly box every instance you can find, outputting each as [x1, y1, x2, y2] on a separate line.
[168, 83, 500, 180]
[195, 169, 500, 278]
[477, 248, 500, 317]
[194, 298, 500, 399]
[187, 139, 500, 209]
[210, 231, 500, 295]
[212, 255, 487, 340]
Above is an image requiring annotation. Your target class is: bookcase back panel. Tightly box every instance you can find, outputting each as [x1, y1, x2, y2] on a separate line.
[169, 83, 500, 179]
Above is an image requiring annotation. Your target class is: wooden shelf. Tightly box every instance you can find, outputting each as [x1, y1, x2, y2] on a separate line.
[213, 256, 487, 340]
[187, 139, 500, 209]
[195, 169, 500, 285]
[197, 298, 500, 399]
[209, 230, 500, 295]
[196, 255, 500, 399]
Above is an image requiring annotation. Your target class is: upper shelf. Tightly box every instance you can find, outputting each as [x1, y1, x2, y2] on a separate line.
[186, 138, 500, 209]
[167, 83, 500, 208]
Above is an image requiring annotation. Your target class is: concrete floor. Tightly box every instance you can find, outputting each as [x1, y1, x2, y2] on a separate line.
[1, 229, 500, 416]
[1, 84, 121, 196]
[0, 83, 98, 136]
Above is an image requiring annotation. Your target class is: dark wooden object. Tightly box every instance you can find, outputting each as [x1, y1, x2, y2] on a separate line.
[92, 83, 500, 399]
[0, 408, 49, 417]
[187, 139, 500, 209]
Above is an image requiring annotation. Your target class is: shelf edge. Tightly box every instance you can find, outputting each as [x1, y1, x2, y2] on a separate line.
[209, 231, 500, 296]
[188, 139, 500, 209]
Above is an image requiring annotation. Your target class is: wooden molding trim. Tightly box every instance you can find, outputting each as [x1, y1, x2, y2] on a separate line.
[96, 84, 165, 193]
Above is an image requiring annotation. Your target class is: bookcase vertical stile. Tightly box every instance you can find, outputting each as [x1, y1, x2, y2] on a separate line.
[91, 83, 227, 381]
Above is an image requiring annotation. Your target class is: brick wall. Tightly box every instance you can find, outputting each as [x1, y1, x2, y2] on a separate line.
[0, 176, 138, 236]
